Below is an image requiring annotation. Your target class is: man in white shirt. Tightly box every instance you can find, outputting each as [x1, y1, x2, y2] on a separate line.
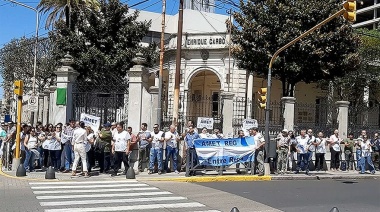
[251, 127, 265, 176]
[164, 125, 180, 173]
[306, 129, 316, 164]
[329, 129, 343, 171]
[71, 122, 89, 177]
[148, 124, 164, 175]
[294, 129, 310, 175]
[111, 123, 131, 176]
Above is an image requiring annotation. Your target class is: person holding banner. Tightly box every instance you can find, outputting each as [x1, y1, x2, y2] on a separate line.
[250, 128, 265, 176]
[111, 123, 131, 176]
[184, 126, 200, 176]
[148, 124, 164, 175]
[164, 125, 180, 173]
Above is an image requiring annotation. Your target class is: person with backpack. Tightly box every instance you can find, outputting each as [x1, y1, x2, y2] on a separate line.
[23, 127, 39, 172]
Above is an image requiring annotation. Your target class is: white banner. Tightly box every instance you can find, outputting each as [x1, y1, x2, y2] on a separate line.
[242, 119, 258, 130]
[80, 113, 101, 133]
[197, 117, 214, 129]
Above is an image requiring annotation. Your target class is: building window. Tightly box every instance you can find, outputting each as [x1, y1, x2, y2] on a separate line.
[212, 92, 219, 117]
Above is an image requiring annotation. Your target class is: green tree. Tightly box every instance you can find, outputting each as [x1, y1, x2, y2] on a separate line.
[0, 37, 55, 96]
[231, 0, 361, 97]
[49, 0, 158, 85]
[38, 0, 100, 28]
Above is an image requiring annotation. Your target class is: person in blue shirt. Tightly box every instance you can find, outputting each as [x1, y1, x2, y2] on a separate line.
[184, 126, 200, 176]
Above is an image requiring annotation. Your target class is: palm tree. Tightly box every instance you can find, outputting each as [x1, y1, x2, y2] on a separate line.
[38, 0, 100, 29]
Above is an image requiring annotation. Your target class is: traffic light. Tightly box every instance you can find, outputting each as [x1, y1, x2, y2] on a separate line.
[258, 88, 267, 109]
[343, 0, 356, 22]
[14, 80, 24, 96]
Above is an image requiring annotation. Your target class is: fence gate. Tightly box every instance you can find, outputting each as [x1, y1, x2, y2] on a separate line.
[72, 76, 128, 125]
[160, 94, 223, 133]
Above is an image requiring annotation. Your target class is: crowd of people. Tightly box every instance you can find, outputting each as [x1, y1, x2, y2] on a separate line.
[1, 119, 379, 177]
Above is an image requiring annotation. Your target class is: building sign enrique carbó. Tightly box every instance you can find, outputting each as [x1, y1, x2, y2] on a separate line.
[186, 36, 226, 46]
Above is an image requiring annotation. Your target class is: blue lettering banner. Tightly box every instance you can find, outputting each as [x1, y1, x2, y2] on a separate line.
[194, 137, 256, 166]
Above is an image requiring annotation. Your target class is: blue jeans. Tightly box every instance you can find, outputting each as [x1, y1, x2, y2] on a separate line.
[149, 148, 163, 171]
[360, 156, 375, 173]
[296, 153, 309, 171]
[356, 150, 362, 171]
[64, 142, 74, 170]
[164, 146, 178, 172]
[24, 149, 36, 171]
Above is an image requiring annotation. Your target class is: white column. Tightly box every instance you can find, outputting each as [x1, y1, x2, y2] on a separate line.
[48, 86, 57, 124]
[335, 101, 350, 138]
[52, 54, 79, 124]
[281, 97, 296, 131]
[246, 72, 254, 118]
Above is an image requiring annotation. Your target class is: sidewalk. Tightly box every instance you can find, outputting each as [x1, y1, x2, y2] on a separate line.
[1, 165, 379, 182]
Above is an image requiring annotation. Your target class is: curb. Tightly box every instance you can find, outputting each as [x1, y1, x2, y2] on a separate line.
[143, 175, 272, 182]
[0, 162, 59, 182]
[271, 175, 379, 181]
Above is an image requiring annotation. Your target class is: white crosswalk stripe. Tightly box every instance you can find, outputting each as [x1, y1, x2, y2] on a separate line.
[29, 180, 221, 212]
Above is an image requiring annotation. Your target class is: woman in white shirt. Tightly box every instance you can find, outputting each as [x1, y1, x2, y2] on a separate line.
[315, 132, 327, 171]
[359, 135, 376, 174]
[23, 128, 39, 172]
[328, 129, 343, 171]
[49, 125, 62, 171]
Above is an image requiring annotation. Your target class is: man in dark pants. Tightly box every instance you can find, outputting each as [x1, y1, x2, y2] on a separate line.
[184, 126, 200, 176]
[112, 123, 131, 176]
[137, 123, 151, 172]
[98, 123, 113, 174]
[371, 133, 380, 171]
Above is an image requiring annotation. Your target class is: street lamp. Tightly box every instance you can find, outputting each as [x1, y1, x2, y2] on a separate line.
[8, 0, 39, 95]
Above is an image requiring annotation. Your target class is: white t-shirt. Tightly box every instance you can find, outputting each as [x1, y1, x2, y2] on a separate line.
[307, 135, 316, 152]
[151, 131, 164, 149]
[85, 133, 95, 152]
[113, 130, 131, 152]
[49, 132, 62, 151]
[361, 140, 372, 157]
[296, 135, 309, 154]
[27, 135, 38, 149]
[254, 133, 265, 149]
[315, 138, 326, 154]
[72, 128, 88, 145]
[329, 134, 341, 152]
[165, 131, 179, 148]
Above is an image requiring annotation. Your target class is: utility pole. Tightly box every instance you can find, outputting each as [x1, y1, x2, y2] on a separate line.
[172, 0, 184, 126]
[157, 0, 166, 126]
[227, 8, 232, 92]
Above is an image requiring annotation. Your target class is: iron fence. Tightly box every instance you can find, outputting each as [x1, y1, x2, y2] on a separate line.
[72, 75, 129, 125]
[348, 104, 380, 137]
[160, 94, 223, 133]
[232, 97, 283, 135]
[294, 102, 337, 136]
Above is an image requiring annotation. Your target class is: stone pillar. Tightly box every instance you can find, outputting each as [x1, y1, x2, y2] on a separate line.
[127, 53, 146, 173]
[336, 101, 350, 138]
[281, 97, 296, 131]
[52, 54, 79, 124]
[48, 86, 57, 124]
[149, 86, 159, 125]
[221, 92, 235, 137]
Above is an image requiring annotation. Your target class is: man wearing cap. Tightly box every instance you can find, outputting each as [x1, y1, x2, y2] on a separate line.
[276, 129, 290, 175]
[98, 122, 113, 173]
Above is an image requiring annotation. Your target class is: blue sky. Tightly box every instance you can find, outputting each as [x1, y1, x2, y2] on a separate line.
[0, 0, 232, 98]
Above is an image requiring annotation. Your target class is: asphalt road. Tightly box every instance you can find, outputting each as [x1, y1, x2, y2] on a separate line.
[198, 179, 380, 212]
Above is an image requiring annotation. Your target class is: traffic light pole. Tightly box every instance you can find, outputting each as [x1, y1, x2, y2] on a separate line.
[264, 8, 346, 174]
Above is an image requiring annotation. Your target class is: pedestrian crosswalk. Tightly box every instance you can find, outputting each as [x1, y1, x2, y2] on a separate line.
[29, 180, 220, 212]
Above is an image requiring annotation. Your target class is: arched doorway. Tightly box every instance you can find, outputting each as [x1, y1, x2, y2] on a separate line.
[185, 70, 222, 128]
